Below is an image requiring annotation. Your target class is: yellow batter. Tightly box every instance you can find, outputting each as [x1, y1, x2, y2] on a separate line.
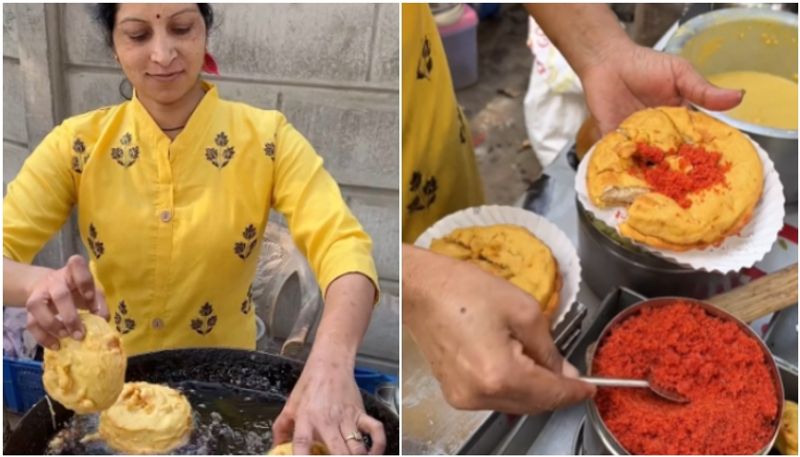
[42, 313, 126, 414]
[99, 382, 193, 454]
[707, 71, 798, 130]
[268, 442, 329, 455]
[587, 107, 763, 251]
[430, 224, 561, 317]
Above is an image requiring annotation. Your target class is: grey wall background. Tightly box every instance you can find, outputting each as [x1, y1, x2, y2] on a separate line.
[3, 4, 399, 372]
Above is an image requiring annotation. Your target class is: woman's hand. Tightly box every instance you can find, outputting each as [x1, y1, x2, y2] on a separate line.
[525, 4, 744, 135]
[580, 40, 744, 134]
[403, 244, 595, 414]
[24, 255, 109, 349]
[272, 272, 385, 454]
[272, 350, 386, 455]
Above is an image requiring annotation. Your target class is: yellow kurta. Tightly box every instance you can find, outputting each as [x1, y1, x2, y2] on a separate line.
[4, 81, 378, 356]
[402, 4, 484, 243]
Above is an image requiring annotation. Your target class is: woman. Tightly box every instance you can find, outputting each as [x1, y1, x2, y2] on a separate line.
[402, 3, 742, 414]
[3, 4, 385, 454]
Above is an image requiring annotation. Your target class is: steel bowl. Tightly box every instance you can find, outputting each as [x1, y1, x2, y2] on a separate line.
[583, 297, 785, 455]
[576, 199, 742, 299]
[664, 8, 798, 202]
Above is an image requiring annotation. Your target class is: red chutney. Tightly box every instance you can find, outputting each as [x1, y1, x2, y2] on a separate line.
[630, 143, 731, 209]
[593, 301, 779, 455]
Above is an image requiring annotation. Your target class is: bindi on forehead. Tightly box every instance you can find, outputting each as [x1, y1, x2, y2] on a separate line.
[117, 6, 197, 25]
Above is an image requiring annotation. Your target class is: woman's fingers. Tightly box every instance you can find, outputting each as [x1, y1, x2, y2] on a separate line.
[65, 255, 109, 319]
[506, 297, 564, 374]
[494, 345, 595, 414]
[452, 340, 594, 415]
[524, 364, 596, 411]
[66, 255, 96, 305]
[48, 275, 84, 339]
[26, 289, 66, 341]
[356, 413, 386, 455]
[92, 288, 110, 320]
[672, 57, 744, 111]
[317, 418, 350, 455]
[290, 419, 315, 455]
[25, 311, 60, 350]
[271, 412, 293, 447]
[22, 256, 103, 349]
[339, 418, 369, 455]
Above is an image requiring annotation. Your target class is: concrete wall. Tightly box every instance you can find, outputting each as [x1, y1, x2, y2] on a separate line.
[3, 4, 399, 372]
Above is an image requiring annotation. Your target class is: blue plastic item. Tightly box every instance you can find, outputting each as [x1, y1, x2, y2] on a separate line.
[354, 367, 397, 395]
[472, 3, 501, 20]
[3, 357, 46, 414]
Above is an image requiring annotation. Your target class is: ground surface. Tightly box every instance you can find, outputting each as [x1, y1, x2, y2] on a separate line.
[455, 4, 540, 206]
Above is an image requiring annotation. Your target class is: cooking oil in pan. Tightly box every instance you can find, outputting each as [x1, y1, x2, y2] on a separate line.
[46, 380, 286, 455]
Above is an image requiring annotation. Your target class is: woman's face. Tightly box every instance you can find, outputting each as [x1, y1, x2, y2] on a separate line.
[113, 4, 207, 105]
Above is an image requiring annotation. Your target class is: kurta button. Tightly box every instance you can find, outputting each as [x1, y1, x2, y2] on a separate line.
[152, 318, 164, 330]
[160, 210, 172, 222]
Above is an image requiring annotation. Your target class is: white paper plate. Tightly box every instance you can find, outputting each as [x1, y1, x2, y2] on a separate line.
[575, 134, 785, 273]
[414, 205, 581, 326]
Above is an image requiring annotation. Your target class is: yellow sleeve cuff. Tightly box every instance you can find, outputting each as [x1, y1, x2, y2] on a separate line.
[318, 240, 381, 306]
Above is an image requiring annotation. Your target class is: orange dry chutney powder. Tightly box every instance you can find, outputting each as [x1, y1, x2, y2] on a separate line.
[630, 143, 731, 209]
[593, 301, 779, 455]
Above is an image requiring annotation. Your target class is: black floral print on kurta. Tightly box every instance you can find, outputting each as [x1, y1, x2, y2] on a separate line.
[205, 132, 236, 168]
[110, 132, 139, 168]
[457, 108, 467, 144]
[234, 224, 258, 260]
[240, 284, 254, 314]
[407, 171, 438, 213]
[114, 300, 136, 335]
[87, 223, 105, 259]
[417, 36, 433, 80]
[71, 138, 88, 173]
[191, 302, 218, 335]
[264, 142, 276, 160]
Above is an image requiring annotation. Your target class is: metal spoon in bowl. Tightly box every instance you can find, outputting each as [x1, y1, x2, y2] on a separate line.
[580, 376, 690, 404]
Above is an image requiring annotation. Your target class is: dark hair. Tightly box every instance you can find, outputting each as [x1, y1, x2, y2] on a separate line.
[93, 3, 214, 47]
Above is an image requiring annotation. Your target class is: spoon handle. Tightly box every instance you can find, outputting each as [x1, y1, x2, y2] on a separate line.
[580, 377, 650, 388]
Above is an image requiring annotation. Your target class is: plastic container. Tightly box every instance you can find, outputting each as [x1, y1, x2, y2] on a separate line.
[438, 4, 479, 90]
[3, 357, 45, 414]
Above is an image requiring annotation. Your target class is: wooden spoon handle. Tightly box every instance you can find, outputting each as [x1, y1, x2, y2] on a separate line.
[707, 263, 798, 323]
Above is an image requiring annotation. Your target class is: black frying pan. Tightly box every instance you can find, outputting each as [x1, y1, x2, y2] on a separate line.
[4, 348, 399, 455]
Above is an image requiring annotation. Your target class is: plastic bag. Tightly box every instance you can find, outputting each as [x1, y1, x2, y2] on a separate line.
[3, 308, 37, 360]
[523, 17, 588, 170]
[252, 215, 323, 359]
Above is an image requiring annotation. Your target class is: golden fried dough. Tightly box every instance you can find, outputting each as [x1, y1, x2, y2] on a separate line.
[99, 382, 193, 454]
[430, 224, 561, 316]
[42, 313, 126, 414]
[587, 107, 763, 250]
[268, 442, 329, 455]
[776, 401, 798, 455]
